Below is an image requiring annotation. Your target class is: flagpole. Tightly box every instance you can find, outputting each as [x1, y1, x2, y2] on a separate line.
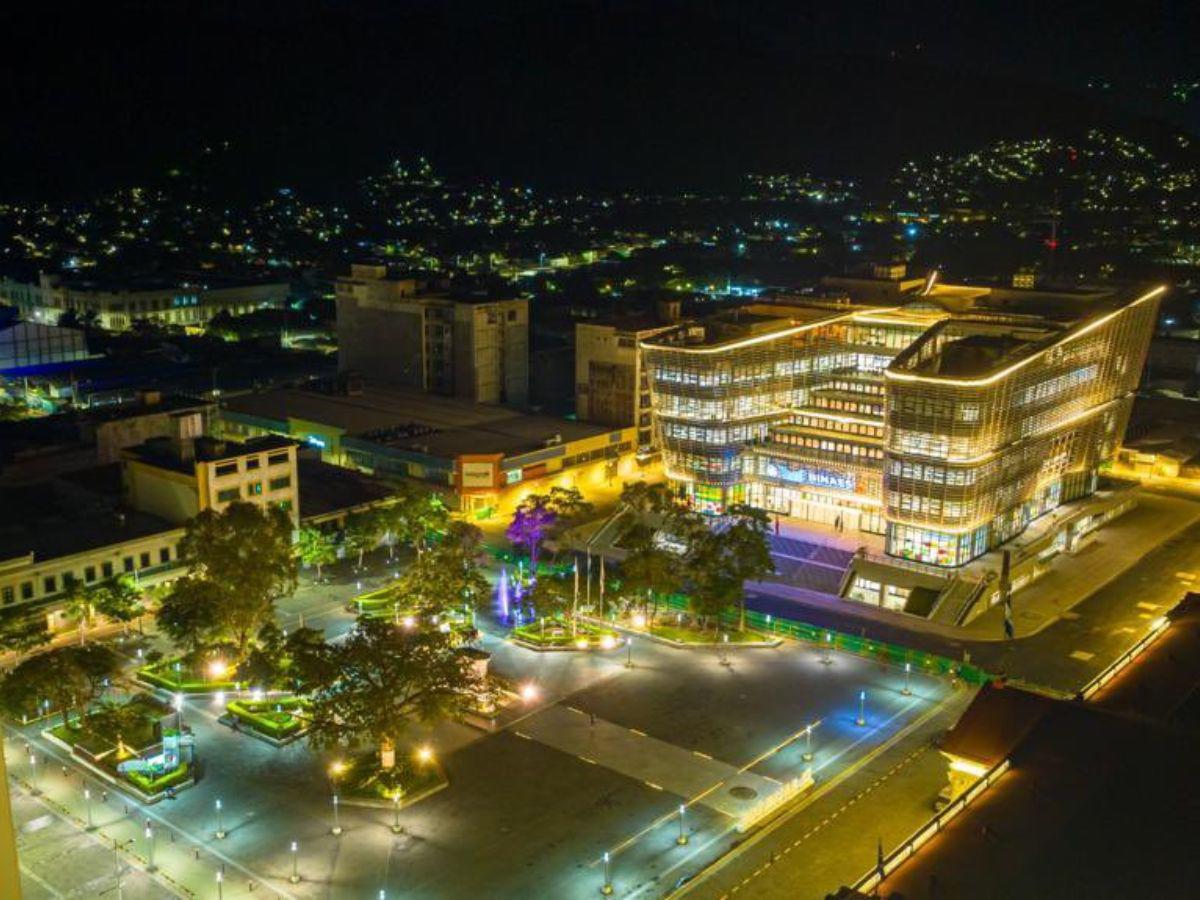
[599, 555, 606, 619]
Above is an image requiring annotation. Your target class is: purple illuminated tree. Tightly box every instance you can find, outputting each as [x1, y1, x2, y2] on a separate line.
[506, 498, 557, 572]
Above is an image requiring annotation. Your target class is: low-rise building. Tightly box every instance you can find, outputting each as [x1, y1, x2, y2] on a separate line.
[0, 272, 289, 331]
[122, 420, 300, 528]
[0, 317, 93, 373]
[217, 381, 638, 516]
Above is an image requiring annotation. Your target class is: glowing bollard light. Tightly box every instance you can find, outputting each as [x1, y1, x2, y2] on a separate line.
[821, 632, 833, 665]
[802, 724, 814, 763]
[289, 840, 301, 883]
[84, 787, 94, 830]
[719, 633, 731, 667]
[144, 823, 156, 872]
[216, 870, 224, 900]
[391, 790, 405, 834]
[28, 754, 38, 794]
[856, 690, 867, 727]
[903, 662, 912, 696]
[331, 793, 343, 836]
[601, 850, 614, 895]
[215, 798, 227, 839]
[676, 804, 688, 846]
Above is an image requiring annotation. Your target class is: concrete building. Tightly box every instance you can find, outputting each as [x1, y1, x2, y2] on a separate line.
[0, 731, 19, 900]
[642, 278, 1163, 570]
[574, 300, 680, 453]
[121, 419, 300, 528]
[0, 272, 289, 331]
[336, 264, 529, 405]
[217, 382, 637, 516]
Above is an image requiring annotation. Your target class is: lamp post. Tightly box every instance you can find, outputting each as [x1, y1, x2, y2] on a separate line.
[903, 662, 912, 696]
[602, 850, 613, 895]
[802, 724, 814, 763]
[216, 870, 224, 900]
[84, 787, 94, 830]
[174, 692, 184, 733]
[329, 761, 345, 836]
[822, 632, 833, 665]
[144, 823, 156, 872]
[214, 798, 227, 840]
[719, 633, 731, 667]
[856, 690, 867, 727]
[676, 804, 688, 846]
[28, 753, 38, 794]
[391, 789, 405, 834]
[625, 636, 634, 669]
[289, 840, 300, 884]
[331, 793, 342, 836]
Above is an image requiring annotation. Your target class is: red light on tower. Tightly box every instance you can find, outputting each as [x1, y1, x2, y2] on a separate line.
[1044, 238, 1059, 250]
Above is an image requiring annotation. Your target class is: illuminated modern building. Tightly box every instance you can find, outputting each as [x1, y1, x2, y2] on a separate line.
[641, 278, 1163, 568]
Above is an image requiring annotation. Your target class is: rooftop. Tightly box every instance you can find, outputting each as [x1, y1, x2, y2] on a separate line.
[123, 434, 296, 474]
[223, 384, 617, 459]
[296, 456, 394, 521]
[0, 468, 178, 563]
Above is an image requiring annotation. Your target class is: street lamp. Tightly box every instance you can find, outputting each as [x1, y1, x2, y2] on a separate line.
[856, 690, 867, 727]
[289, 840, 300, 883]
[174, 692, 184, 733]
[719, 633, 731, 667]
[328, 761, 346, 836]
[802, 724, 814, 763]
[676, 804, 688, 846]
[84, 787, 94, 830]
[391, 789, 404, 834]
[903, 662, 912, 696]
[214, 797, 227, 839]
[28, 753, 38, 794]
[216, 869, 224, 900]
[416, 745, 434, 765]
[144, 823, 156, 872]
[822, 632, 833, 665]
[602, 850, 613, 895]
[625, 636, 634, 669]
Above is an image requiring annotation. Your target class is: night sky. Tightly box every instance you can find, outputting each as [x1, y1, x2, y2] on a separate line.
[2, 0, 1197, 198]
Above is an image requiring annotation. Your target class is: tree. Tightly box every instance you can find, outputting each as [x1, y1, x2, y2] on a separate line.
[61, 578, 94, 645]
[0, 616, 51, 656]
[525, 573, 571, 624]
[396, 539, 490, 618]
[384, 486, 450, 557]
[1, 648, 91, 727]
[506, 486, 594, 573]
[296, 526, 337, 580]
[156, 577, 224, 653]
[688, 504, 775, 631]
[92, 575, 144, 635]
[62, 645, 122, 708]
[177, 502, 297, 657]
[301, 619, 478, 769]
[344, 509, 384, 570]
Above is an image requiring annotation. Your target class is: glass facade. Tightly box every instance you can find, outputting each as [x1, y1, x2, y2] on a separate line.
[642, 285, 1163, 567]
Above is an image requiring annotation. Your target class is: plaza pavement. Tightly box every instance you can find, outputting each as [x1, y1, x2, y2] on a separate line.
[7, 569, 953, 899]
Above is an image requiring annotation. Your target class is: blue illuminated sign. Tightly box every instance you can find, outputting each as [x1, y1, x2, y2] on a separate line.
[306, 434, 327, 449]
[766, 461, 855, 492]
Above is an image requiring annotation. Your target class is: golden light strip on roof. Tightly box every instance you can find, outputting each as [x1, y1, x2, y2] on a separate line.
[638, 309, 889, 355]
[883, 286, 1165, 387]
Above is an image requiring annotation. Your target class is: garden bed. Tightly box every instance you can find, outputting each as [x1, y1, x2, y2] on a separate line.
[510, 619, 622, 651]
[223, 696, 309, 745]
[337, 749, 448, 808]
[137, 658, 240, 693]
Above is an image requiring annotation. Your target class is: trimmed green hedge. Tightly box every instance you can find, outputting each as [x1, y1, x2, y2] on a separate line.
[138, 659, 238, 692]
[512, 619, 620, 648]
[226, 698, 306, 737]
[126, 761, 191, 794]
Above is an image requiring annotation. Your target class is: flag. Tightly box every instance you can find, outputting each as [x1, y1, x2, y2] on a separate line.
[1000, 549, 1014, 640]
[599, 555, 606, 606]
[1003, 595, 1014, 640]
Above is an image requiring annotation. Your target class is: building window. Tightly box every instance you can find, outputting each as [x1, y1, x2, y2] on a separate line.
[139, 552, 151, 568]
[85, 565, 97, 583]
[215, 462, 239, 478]
[277, 499, 292, 512]
[268, 452, 290, 467]
[245, 457, 261, 470]
[2, 587, 13, 605]
[159, 547, 171, 564]
[123, 556, 135, 573]
[21, 582, 33, 600]
[102, 561, 113, 578]
[248, 482, 263, 496]
[269, 475, 291, 491]
[43, 575, 57, 594]
[217, 487, 240, 503]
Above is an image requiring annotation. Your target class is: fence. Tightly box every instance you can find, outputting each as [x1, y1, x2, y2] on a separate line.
[652, 592, 993, 685]
[853, 758, 1010, 894]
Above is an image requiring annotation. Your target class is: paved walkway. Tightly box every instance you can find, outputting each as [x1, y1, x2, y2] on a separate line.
[516, 704, 780, 818]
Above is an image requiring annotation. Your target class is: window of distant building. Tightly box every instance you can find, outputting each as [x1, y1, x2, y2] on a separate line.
[102, 561, 113, 578]
[21, 582, 33, 601]
[159, 547, 171, 564]
[248, 482, 263, 496]
[269, 475, 290, 491]
[123, 556, 134, 573]
[84, 565, 96, 583]
[139, 552, 151, 568]
[43, 575, 57, 594]
[215, 462, 239, 478]
[217, 487, 240, 503]
[2, 587, 13, 605]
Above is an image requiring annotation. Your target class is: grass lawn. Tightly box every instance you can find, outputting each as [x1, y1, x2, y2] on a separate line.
[48, 694, 170, 756]
[126, 761, 191, 794]
[226, 697, 308, 739]
[511, 619, 621, 649]
[644, 621, 771, 644]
